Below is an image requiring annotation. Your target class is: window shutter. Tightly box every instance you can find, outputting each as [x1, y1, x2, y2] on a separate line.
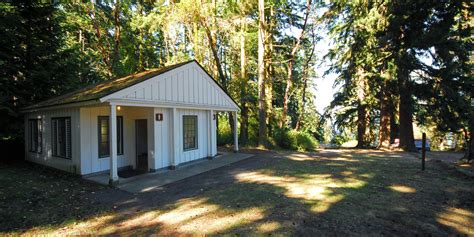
[66, 118, 71, 158]
[38, 120, 42, 153]
[28, 120, 33, 151]
[52, 119, 57, 156]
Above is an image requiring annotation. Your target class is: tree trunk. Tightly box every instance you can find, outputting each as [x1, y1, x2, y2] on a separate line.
[355, 67, 369, 148]
[137, 1, 145, 71]
[397, 64, 416, 151]
[465, 108, 474, 160]
[295, 31, 316, 130]
[239, 20, 248, 143]
[390, 109, 397, 144]
[280, 0, 311, 128]
[378, 83, 391, 148]
[356, 103, 368, 148]
[203, 26, 226, 88]
[257, 0, 267, 146]
[89, 2, 112, 76]
[201, 18, 235, 141]
[294, 77, 307, 131]
[228, 112, 235, 145]
[264, 4, 274, 136]
[113, 0, 121, 68]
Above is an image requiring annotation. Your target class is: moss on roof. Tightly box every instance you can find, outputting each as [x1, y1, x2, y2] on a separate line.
[24, 60, 194, 110]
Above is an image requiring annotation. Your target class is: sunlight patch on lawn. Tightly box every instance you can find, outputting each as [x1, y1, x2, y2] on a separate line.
[64, 198, 266, 235]
[360, 173, 374, 178]
[53, 215, 117, 235]
[257, 221, 281, 233]
[283, 153, 324, 161]
[235, 171, 366, 213]
[287, 155, 315, 161]
[178, 207, 264, 234]
[156, 198, 219, 225]
[436, 207, 474, 235]
[327, 157, 360, 162]
[341, 171, 353, 176]
[310, 194, 345, 213]
[389, 185, 417, 193]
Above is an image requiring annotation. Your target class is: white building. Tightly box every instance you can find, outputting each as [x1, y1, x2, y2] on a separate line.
[22, 60, 239, 184]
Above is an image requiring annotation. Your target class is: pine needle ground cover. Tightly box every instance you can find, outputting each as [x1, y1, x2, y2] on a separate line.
[1, 150, 472, 235]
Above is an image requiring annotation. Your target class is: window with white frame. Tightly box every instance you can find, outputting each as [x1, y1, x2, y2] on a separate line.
[28, 119, 42, 153]
[183, 115, 198, 150]
[51, 117, 71, 159]
[98, 116, 124, 158]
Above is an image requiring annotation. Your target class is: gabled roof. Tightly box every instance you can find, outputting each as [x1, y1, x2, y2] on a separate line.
[23, 60, 226, 111]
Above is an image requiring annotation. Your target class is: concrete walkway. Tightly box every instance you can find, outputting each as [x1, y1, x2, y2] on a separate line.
[84, 152, 254, 193]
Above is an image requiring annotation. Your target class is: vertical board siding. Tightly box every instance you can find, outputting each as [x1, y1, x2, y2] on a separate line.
[178, 72, 183, 102]
[153, 107, 171, 169]
[25, 108, 81, 174]
[79, 106, 154, 174]
[108, 63, 237, 110]
[197, 69, 203, 104]
[174, 109, 209, 165]
[159, 80, 166, 101]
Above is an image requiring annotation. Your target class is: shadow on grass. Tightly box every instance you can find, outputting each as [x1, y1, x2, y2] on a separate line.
[82, 150, 473, 235]
[2, 150, 473, 235]
[0, 161, 116, 233]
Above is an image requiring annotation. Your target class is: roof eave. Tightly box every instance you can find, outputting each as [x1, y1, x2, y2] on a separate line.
[20, 99, 102, 113]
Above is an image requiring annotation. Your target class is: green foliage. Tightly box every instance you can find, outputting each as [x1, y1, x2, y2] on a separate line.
[217, 117, 233, 146]
[323, 0, 472, 151]
[0, 2, 90, 138]
[0, 0, 329, 145]
[274, 128, 319, 151]
[3, 0, 470, 154]
[330, 134, 350, 146]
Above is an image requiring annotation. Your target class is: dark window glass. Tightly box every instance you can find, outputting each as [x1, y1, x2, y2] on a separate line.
[52, 117, 71, 159]
[98, 116, 109, 158]
[28, 119, 42, 153]
[183, 115, 198, 150]
[117, 117, 124, 155]
[98, 116, 124, 158]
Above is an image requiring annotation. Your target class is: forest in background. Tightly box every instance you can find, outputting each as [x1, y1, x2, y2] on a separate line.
[0, 0, 472, 158]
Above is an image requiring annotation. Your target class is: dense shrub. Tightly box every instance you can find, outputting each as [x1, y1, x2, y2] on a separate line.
[331, 134, 350, 146]
[275, 128, 319, 151]
[217, 122, 233, 146]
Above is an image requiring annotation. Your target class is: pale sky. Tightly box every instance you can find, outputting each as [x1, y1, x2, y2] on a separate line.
[279, 6, 337, 115]
[312, 30, 337, 114]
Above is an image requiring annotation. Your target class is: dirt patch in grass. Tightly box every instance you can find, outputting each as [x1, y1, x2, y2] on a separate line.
[426, 151, 474, 177]
[2, 150, 473, 235]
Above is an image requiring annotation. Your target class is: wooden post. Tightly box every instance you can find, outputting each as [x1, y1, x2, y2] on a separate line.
[170, 107, 178, 169]
[109, 103, 119, 185]
[209, 110, 216, 157]
[233, 111, 239, 152]
[422, 132, 426, 171]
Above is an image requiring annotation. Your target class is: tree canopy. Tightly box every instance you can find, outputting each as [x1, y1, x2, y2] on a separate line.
[0, 0, 472, 158]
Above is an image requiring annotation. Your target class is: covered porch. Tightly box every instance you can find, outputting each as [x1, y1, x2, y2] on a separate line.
[102, 102, 239, 185]
[84, 151, 252, 192]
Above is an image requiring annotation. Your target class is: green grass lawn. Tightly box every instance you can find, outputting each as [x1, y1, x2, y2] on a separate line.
[1, 150, 473, 235]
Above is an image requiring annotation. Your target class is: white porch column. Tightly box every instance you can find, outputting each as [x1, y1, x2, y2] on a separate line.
[109, 103, 119, 185]
[233, 111, 239, 152]
[209, 110, 217, 157]
[207, 110, 211, 158]
[170, 107, 179, 169]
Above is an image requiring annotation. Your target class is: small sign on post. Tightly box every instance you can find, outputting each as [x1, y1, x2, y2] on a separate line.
[422, 133, 426, 171]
